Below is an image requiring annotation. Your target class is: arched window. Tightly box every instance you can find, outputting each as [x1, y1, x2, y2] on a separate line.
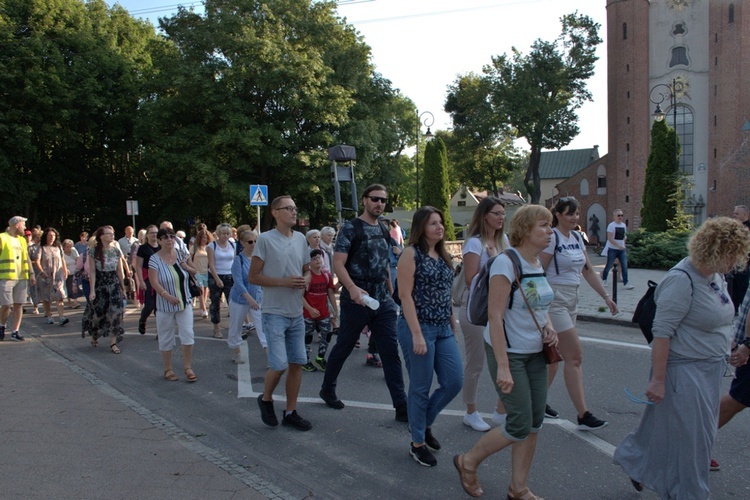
[596, 165, 607, 195]
[729, 4, 735, 23]
[666, 105, 694, 175]
[623, 22, 628, 40]
[580, 178, 589, 196]
[669, 46, 689, 67]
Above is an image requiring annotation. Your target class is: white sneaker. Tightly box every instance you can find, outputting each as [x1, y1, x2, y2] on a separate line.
[490, 410, 507, 426]
[463, 411, 491, 432]
[624, 284, 635, 290]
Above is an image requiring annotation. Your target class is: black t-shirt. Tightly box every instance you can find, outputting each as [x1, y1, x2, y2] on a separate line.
[137, 243, 161, 271]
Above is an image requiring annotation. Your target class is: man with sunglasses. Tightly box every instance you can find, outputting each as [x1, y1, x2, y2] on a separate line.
[319, 184, 408, 422]
[249, 195, 312, 431]
[600, 209, 634, 290]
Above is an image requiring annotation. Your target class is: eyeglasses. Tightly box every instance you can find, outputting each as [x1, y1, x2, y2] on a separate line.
[616, 214, 624, 217]
[488, 211, 506, 218]
[161, 234, 177, 240]
[624, 387, 654, 405]
[244, 240, 256, 245]
[367, 196, 387, 204]
[147, 231, 157, 235]
[709, 281, 730, 305]
[277, 206, 298, 213]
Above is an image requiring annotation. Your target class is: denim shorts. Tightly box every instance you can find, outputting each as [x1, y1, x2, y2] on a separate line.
[195, 272, 209, 287]
[262, 313, 306, 371]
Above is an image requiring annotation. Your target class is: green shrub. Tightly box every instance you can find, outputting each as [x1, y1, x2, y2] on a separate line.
[627, 229, 690, 270]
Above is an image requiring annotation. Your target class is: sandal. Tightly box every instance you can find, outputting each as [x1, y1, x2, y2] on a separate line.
[507, 487, 543, 500]
[184, 368, 198, 383]
[110, 344, 121, 354]
[164, 369, 179, 382]
[453, 454, 483, 497]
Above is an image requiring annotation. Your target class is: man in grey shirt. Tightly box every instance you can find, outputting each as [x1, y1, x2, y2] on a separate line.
[249, 195, 311, 431]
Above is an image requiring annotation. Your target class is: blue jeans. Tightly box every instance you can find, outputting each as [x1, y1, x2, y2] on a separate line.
[602, 248, 629, 285]
[322, 298, 406, 408]
[397, 318, 463, 444]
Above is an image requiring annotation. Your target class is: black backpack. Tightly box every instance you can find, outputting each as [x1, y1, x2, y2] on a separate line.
[632, 268, 693, 344]
[466, 249, 545, 326]
[344, 217, 392, 282]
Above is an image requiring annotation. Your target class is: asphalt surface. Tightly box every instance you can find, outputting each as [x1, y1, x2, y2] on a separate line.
[2, 250, 748, 499]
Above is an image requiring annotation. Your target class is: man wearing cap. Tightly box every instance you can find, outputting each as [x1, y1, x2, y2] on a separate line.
[0, 216, 34, 341]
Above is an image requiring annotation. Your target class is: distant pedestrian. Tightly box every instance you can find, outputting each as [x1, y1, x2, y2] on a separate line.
[319, 184, 408, 423]
[35, 227, 69, 326]
[189, 228, 212, 318]
[227, 230, 265, 364]
[600, 209, 634, 289]
[62, 239, 81, 308]
[614, 217, 750, 498]
[0, 216, 34, 341]
[541, 197, 617, 429]
[82, 226, 126, 353]
[207, 223, 235, 338]
[397, 207, 462, 467]
[135, 225, 160, 335]
[726, 204, 750, 314]
[148, 227, 197, 382]
[249, 196, 312, 431]
[74, 231, 89, 256]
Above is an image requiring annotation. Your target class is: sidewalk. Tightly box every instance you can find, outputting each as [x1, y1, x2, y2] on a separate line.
[577, 249, 667, 326]
[0, 324, 274, 500]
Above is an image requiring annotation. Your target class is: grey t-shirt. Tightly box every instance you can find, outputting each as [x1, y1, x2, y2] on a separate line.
[653, 258, 734, 360]
[253, 229, 310, 318]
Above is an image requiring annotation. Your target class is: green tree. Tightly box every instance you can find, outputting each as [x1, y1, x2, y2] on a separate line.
[484, 12, 601, 204]
[444, 73, 519, 195]
[0, 0, 156, 232]
[641, 119, 681, 232]
[422, 137, 455, 240]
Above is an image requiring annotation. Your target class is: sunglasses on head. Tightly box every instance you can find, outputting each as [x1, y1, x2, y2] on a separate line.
[367, 196, 387, 204]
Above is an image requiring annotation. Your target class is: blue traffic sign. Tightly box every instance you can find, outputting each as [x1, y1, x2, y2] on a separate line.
[250, 185, 269, 206]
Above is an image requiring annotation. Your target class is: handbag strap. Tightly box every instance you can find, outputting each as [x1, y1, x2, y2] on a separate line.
[510, 264, 545, 340]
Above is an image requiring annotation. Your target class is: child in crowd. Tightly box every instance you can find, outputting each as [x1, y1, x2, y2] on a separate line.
[302, 249, 338, 371]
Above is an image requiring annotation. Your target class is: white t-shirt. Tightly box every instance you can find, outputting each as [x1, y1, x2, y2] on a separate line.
[253, 229, 310, 318]
[602, 221, 627, 254]
[483, 249, 554, 354]
[210, 241, 235, 275]
[542, 229, 586, 286]
[462, 234, 510, 268]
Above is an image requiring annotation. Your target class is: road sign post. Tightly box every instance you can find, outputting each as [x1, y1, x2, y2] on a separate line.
[126, 199, 139, 230]
[249, 185, 269, 234]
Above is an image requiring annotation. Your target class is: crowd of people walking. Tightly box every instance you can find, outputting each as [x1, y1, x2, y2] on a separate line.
[5, 188, 750, 499]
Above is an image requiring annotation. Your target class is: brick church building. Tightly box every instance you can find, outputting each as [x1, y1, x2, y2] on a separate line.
[553, 0, 750, 236]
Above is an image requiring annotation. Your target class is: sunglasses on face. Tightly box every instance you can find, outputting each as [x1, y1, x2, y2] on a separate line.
[277, 206, 298, 213]
[367, 196, 387, 204]
[244, 240, 256, 245]
[161, 235, 176, 240]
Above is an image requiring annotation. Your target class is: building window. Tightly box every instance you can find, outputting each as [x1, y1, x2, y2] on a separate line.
[627, 116, 630, 124]
[672, 23, 686, 36]
[666, 104, 695, 175]
[714, 115, 717, 126]
[623, 22, 628, 40]
[457, 201, 466, 207]
[627, 91, 630, 99]
[625, 195, 629, 203]
[580, 178, 589, 196]
[729, 4, 735, 23]
[626, 169, 630, 177]
[596, 165, 607, 195]
[626, 64, 630, 72]
[597, 177, 607, 188]
[669, 47, 689, 67]
[626, 143, 630, 152]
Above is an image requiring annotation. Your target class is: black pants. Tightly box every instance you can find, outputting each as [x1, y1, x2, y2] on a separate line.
[139, 279, 155, 324]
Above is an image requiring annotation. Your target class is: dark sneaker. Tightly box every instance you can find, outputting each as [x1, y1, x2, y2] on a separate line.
[10, 331, 25, 341]
[0, 324, 5, 341]
[138, 320, 146, 335]
[319, 389, 345, 409]
[425, 427, 441, 451]
[302, 362, 317, 372]
[710, 458, 720, 471]
[282, 410, 312, 431]
[544, 404, 559, 419]
[577, 411, 608, 431]
[395, 404, 408, 423]
[59, 318, 69, 326]
[366, 353, 383, 367]
[257, 395, 278, 427]
[410, 443, 437, 467]
[314, 356, 327, 372]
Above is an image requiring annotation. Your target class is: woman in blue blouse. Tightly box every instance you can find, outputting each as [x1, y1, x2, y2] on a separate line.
[228, 230, 265, 364]
[397, 206, 463, 467]
[148, 227, 198, 382]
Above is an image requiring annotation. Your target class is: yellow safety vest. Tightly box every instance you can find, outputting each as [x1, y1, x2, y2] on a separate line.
[0, 232, 30, 280]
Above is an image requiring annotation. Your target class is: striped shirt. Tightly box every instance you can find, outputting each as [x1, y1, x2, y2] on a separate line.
[149, 252, 190, 312]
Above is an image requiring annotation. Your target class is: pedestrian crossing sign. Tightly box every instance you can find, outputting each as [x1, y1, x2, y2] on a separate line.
[250, 185, 268, 206]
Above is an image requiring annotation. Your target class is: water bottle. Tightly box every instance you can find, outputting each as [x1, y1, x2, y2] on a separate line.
[362, 295, 380, 310]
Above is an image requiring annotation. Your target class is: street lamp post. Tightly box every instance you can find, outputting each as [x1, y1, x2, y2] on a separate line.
[649, 79, 679, 173]
[415, 110, 434, 207]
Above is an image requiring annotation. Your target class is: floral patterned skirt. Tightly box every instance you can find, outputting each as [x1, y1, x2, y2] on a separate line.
[82, 271, 124, 339]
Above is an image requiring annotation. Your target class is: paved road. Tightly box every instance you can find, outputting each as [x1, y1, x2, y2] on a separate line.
[7, 297, 749, 499]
